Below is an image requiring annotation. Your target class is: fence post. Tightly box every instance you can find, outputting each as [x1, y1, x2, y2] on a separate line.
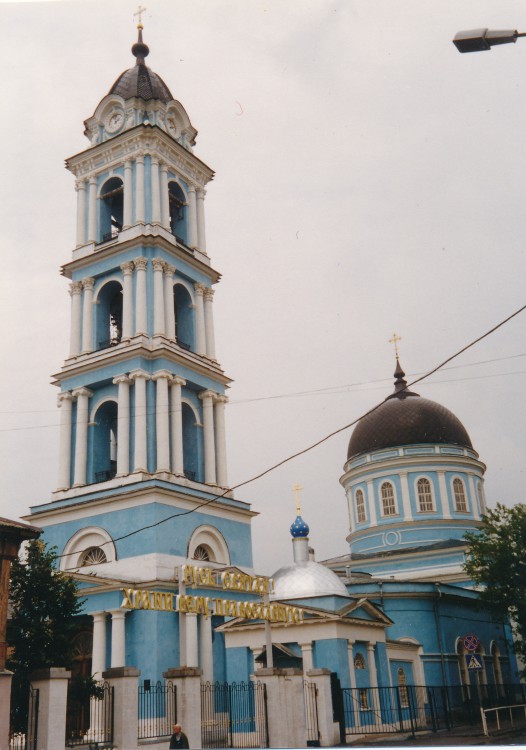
[30, 667, 70, 750]
[163, 666, 202, 750]
[102, 666, 140, 749]
[306, 668, 341, 747]
[256, 667, 306, 748]
[0, 669, 13, 750]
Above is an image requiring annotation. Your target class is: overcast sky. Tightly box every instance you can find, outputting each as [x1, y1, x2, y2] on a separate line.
[1, 0, 526, 575]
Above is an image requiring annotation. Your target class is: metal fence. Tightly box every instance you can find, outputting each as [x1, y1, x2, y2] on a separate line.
[138, 680, 177, 739]
[65, 681, 114, 747]
[201, 681, 268, 748]
[9, 685, 39, 750]
[304, 681, 320, 747]
[341, 683, 526, 738]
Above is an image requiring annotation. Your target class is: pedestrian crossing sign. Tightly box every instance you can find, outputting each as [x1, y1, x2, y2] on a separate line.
[465, 653, 483, 670]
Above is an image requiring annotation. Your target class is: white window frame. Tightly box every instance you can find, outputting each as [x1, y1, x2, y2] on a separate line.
[355, 488, 367, 523]
[380, 481, 397, 517]
[416, 477, 434, 513]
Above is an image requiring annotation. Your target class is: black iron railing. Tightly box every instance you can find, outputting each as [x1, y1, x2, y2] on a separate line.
[65, 681, 114, 747]
[201, 681, 268, 749]
[138, 680, 177, 740]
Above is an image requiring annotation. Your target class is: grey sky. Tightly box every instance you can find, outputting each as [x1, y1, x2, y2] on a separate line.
[1, 0, 526, 575]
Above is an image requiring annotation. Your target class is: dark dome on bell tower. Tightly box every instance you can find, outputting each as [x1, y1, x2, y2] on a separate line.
[107, 25, 173, 103]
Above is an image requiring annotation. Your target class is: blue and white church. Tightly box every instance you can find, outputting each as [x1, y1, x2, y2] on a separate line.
[24, 23, 520, 705]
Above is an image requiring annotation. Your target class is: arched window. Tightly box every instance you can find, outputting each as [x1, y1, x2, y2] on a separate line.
[91, 401, 118, 483]
[417, 478, 434, 512]
[80, 547, 108, 566]
[174, 284, 195, 351]
[456, 639, 470, 699]
[354, 653, 366, 670]
[381, 482, 397, 516]
[96, 281, 123, 350]
[491, 643, 504, 694]
[182, 402, 200, 482]
[397, 668, 409, 708]
[355, 489, 366, 523]
[168, 182, 187, 244]
[99, 177, 123, 243]
[187, 525, 230, 565]
[453, 478, 468, 512]
[61, 527, 116, 571]
[193, 544, 211, 562]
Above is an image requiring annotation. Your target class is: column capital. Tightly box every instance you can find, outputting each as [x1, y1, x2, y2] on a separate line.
[89, 176, 97, 186]
[133, 256, 148, 271]
[113, 374, 132, 386]
[91, 611, 107, 622]
[194, 282, 206, 296]
[159, 161, 168, 173]
[71, 387, 93, 399]
[188, 184, 196, 195]
[203, 287, 215, 301]
[199, 390, 216, 402]
[151, 155, 160, 165]
[120, 261, 134, 275]
[75, 179, 87, 192]
[107, 608, 128, 620]
[196, 187, 206, 198]
[129, 368, 150, 382]
[135, 154, 145, 164]
[82, 277, 95, 290]
[69, 281, 83, 296]
[163, 262, 176, 277]
[152, 369, 173, 382]
[152, 257, 165, 272]
[57, 391, 76, 405]
[213, 394, 228, 405]
[124, 158, 132, 168]
[170, 375, 186, 387]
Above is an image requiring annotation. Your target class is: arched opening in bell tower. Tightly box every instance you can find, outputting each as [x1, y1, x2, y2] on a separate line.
[174, 283, 194, 351]
[99, 177, 124, 243]
[96, 280, 123, 350]
[168, 182, 187, 244]
[90, 400, 118, 483]
[182, 401, 201, 482]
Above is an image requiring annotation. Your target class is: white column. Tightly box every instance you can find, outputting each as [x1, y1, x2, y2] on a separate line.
[151, 156, 161, 224]
[213, 395, 228, 487]
[69, 281, 83, 356]
[135, 155, 145, 224]
[347, 641, 360, 727]
[300, 642, 313, 673]
[399, 471, 412, 521]
[130, 369, 149, 472]
[160, 163, 170, 229]
[120, 262, 134, 339]
[109, 609, 127, 668]
[153, 370, 171, 473]
[123, 160, 133, 229]
[467, 473, 480, 519]
[170, 376, 186, 475]
[186, 612, 199, 668]
[194, 283, 206, 355]
[199, 390, 216, 484]
[57, 392, 75, 491]
[164, 263, 176, 339]
[113, 375, 131, 477]
[367, 644, 378, 689]
[203, 288, 216, 359]
[437, 470, 451, 519]
[199, 615, 214, 683]
[72, 387, 92, 487]
[134, 257, 148, 335]
[88, 177, 98, 243]
[196, 188, 207, 252]
[91, 612, 107, 678]
[187, 185, 198, 248]
[366, 479, 378, 526]
[152, 257, 166, 336]
[81, 277, 95, 354]
[75, 179, 87, 247]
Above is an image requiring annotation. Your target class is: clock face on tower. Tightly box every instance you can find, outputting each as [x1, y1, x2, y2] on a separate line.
[106, 110, 124, 134]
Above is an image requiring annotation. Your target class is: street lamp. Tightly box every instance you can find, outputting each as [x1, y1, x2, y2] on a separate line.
[453, 28, 526, 53]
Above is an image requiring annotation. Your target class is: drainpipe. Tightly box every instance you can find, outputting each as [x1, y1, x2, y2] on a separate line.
[434, 583, 448, 686]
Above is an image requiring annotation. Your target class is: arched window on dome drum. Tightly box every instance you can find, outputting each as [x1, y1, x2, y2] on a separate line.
[381, 482, 397, 516]
[354, 653, 366, 670]
[417, 478, 434, 513]
[453, 478, 468, 512]
[397, 668, 409, 708]
[99, 177, 123, 243]
[355, 489, 366, 523]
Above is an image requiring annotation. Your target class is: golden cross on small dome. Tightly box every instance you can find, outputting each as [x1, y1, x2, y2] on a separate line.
[389, 332, 402, 359]
[293, 483, 303, 515]
[134, 5, 147, 28]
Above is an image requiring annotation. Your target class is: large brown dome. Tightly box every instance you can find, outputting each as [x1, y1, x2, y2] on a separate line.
[347, 361, 473, 460]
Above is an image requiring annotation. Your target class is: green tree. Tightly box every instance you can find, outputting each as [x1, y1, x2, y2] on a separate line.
[7, 540, 84, 732]
[464, 502, 526, 674]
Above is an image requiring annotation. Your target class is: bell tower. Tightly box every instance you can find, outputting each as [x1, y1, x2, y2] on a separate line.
[27, 23, 255, 579]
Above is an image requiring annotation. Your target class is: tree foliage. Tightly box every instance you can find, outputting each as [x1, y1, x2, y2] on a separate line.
[7, 540, 84, 731]
[464, 502, 526, 671]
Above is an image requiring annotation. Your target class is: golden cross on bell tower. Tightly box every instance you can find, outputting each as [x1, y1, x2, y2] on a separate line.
[389, 332, 402, 359]
[134, 5, 147, 28]
[293, 484, 303, 515]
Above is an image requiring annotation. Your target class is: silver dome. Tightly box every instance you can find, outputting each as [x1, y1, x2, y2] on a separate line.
[271, 561, 350, 601]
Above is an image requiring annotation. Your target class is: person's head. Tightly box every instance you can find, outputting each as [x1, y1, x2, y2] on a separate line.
[173, 724, 182, 735]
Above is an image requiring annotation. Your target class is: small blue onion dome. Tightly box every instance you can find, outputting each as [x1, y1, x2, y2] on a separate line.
[290, 515, 309, 538]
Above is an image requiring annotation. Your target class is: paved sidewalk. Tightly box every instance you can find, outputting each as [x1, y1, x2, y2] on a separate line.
[344, 722, 526, 746]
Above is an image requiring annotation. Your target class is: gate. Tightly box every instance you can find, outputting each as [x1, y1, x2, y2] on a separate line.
[9, 685, 39, 750]
[138, 680, 177, 739]
[304, 681, 320, 747]
[201, 681, 268, 748]
[341, 685, 433, 737]
[65, 681, 114, 747]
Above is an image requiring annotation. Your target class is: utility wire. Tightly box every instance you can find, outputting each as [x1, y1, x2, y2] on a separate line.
[56, 301, 526, 562]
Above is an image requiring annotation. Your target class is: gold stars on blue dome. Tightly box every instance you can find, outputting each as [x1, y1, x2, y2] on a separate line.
[290, 515, 309, 538]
